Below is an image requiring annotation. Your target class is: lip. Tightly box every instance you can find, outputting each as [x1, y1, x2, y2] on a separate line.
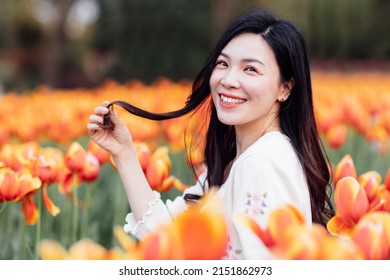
[218, 93, 247, 108]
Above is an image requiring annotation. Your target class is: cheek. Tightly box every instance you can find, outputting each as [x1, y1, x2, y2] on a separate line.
[209, 71, 221, 91]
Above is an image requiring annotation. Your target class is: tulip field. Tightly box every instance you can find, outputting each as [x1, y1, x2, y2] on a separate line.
[0, 71, 390, 259]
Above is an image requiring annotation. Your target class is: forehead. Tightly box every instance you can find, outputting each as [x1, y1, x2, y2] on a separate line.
[221, 33, 275, 60]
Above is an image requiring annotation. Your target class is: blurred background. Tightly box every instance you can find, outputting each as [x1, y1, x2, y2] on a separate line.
[0, 0, 389, 93]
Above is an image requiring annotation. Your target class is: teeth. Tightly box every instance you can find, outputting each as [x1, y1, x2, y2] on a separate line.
[220, 94, 246, 105]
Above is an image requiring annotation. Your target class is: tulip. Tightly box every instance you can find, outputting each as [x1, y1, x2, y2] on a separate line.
[79, 153, 100, 182]
[326, 123, 347, 148]
[67, 239, 109, 260]
[267, 205, 306, 244]
[64, 142, 86, 173]
[232, 213, 274, 247]
[357, 171, 381, 202]
[113, 226, 139, 259]
[334, 177, 369, 225]
[352, 212, 390, 260]
[319, 237, 364, 260]
[273, 224, 327, 260]
[233, 205, 306, 253]
[34, 148, 64, 185]
[138, 223, 184, 260]
[0, 169, 41, 203]
[87, 140, 110, 165]
[134, 142, 151, 172]
[38, 240, 67, 260]
[333, 154, 357, 186]
[174, 192, 228, 259]
[0, 144, 22, 171]
[326, 215, 354, 237]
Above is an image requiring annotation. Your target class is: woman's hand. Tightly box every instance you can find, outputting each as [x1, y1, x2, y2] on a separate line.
[87, 100, 133, 157]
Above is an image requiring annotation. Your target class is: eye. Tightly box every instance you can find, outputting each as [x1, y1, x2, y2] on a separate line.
[215, 60, 228, 68]
[244, 66, 258, 73]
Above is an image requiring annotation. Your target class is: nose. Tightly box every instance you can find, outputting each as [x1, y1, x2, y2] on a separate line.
[220, 69, 240, 89]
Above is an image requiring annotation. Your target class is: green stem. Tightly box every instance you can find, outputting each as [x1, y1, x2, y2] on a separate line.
[0, 202, 7, 215]
[72, 175, 79, 244]
[17, 215, 26, 259]
[81, 184, 92, 238]
[35, 187, 43, 259]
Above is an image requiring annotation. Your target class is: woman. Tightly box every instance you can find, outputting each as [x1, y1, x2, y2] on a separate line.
[87, 9, 334, 259]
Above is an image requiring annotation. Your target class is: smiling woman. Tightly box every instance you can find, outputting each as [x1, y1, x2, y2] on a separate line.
[87, 9, 334, 259]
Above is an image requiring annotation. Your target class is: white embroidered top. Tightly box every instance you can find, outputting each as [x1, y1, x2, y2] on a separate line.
[123, 131, 312, 259]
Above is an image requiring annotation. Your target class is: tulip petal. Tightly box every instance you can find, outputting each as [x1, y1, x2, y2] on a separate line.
[232, 213, 274, 247]
[326, 215, 354, 237]
[21, 196, 39, 225]
[334, 177, 369, 224]
[38, 240, 67, 260]
[42, 186, 60, 216]
[268, 205, 306, 244]
[333, 154, 357, 186]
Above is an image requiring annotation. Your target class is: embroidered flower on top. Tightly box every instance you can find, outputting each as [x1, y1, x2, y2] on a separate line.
[244, 191, 267, 216]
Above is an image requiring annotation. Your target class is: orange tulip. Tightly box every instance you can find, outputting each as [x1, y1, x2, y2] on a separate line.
[150, 146, 171, 168]
[175, 192, 228, 259]
[87, 140, 110, 165]
[138, 223, 184, 260]
[67, 239, 110, 260]
[233, 205, 306, 253]
[134, 142, 151, 172]
[334, 177, 369, 225]
[79, 153, 100, 182]
[145, 159, 170, 191]
[64, 142, 86, 173]
[138, 192, 228, 260]
[232, 213, 274, 247]
[15, 141, 41, 171]
[319, 237, 364, 260]
[333, 154, 357, 186]
[352, 212, 390, 260]
[0, 144, 22, 171]
[327, 215, 354, 237]
[34, 147, 64, 185]
[326, 124, 347, 149]
[358, 171, 382, 202]
[0, 169, 41, 202]
[273, 224, 327, 260]
[38, 240, 68, 260]
[267, 205, 306, 244]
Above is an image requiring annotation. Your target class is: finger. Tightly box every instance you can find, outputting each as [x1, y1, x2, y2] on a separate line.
[102, 100, 110, 107]
[87, 123, 103, 131]
[88, 114, 104, 124]
[94, 106, 110, 115]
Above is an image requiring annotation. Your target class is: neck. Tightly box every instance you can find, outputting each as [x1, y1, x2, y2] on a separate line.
[235, 118, 280, 157]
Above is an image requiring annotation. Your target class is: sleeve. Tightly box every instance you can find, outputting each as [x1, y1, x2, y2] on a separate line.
[123, 173, 207, 239]
[229, 152, 309, 259]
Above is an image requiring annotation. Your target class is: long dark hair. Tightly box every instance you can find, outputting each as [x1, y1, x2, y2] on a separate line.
[103, 9, 334, 226]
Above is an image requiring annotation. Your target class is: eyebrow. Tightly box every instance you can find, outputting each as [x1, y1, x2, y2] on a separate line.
[220, 52, 265, 66]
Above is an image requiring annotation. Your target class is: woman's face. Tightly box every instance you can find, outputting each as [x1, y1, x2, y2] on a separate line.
[210, 33, 290, 134]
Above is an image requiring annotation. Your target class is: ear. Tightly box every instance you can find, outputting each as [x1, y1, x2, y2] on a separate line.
[278, 78, 294, 102]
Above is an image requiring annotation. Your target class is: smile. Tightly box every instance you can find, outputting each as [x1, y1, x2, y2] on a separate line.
[219, 94, 247, 106]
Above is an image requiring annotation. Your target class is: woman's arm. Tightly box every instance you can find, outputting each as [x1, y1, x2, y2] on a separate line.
[87, 100, 155, 221]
